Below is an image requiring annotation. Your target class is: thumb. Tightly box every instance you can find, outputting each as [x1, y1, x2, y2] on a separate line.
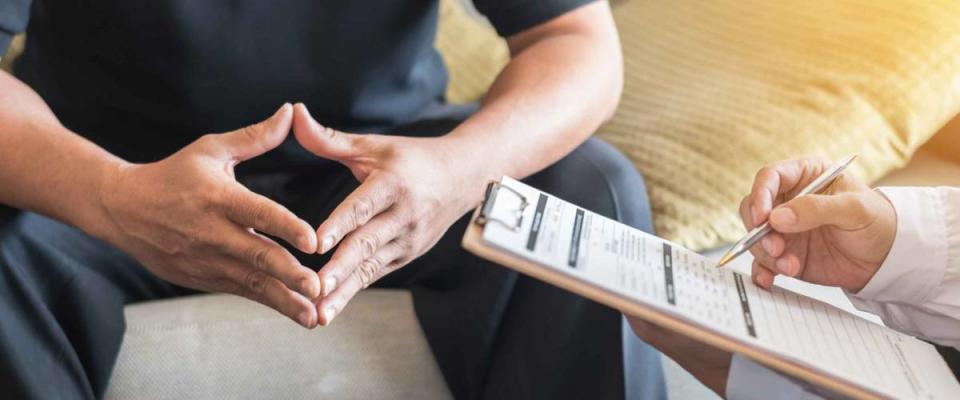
[292, 103, 361, 161]
[769, 193, 873, 233]
[216, 103, 293, 161]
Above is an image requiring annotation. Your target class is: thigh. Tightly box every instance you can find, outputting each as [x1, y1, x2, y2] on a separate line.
[0, 213, 184, 399]
[393, 138, 664, 399]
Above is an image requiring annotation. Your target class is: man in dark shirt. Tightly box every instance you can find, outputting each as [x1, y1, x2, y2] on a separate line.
[0, 0, 664, 398]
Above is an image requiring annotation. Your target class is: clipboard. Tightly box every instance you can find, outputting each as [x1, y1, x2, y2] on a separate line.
[461, 179, 934, 400]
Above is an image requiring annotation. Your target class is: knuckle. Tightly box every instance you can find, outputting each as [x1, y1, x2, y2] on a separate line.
[357, 258, 381, 287]
[243, 269, 268, 295]
[209, 185, 234, 208]
[386, 173, 407, 197]
[399, 236, 415, 250]
[357, 235, 379, 259]
[195, 133, 219, 150]
[250, 247, 271, 270]
[352, 197, 375, 226]
[757, 165, 774, 178]
[755, 165, 777, 183]
[322, 126, 338, 139]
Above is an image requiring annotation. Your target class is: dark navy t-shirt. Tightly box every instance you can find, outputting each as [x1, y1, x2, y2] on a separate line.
[0, 0, 592, 169]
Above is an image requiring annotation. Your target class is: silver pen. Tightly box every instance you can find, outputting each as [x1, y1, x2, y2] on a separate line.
[716, 154, 858, 268]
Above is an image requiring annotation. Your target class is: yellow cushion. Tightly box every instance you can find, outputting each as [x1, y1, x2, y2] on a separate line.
[436, 0, 509, 104]
[437, 0, 960, 250]
[0, 34, 24, 72]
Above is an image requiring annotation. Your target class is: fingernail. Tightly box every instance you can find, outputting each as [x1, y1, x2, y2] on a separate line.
[298, 309, 315, 328]
[322, 275, 337, 297]
[320, 235, 336, 254]
[775, 258, 792, 275]
[771, 207, 797, 225]
[322, 305, 337, 325]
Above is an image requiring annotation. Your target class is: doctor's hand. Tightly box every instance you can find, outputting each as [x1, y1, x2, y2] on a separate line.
[291, 104, 484, 325]
[740, 157, 896, 292]
[96, 104, 322, 328]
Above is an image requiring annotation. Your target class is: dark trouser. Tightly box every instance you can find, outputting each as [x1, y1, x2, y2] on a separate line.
[0, 104, 664, 400]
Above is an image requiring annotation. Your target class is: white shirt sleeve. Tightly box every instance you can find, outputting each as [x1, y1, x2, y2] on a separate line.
[846, 186, 960, 349]
[726, 186, 960, 399]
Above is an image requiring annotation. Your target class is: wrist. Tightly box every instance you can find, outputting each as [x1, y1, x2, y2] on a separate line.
[845, 189, 897, 292]
[432, 135, 504, 211]
[73, 156, 133, 242]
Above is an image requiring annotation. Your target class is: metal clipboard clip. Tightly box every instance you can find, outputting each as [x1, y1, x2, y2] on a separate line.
[476, 181, 529, 232]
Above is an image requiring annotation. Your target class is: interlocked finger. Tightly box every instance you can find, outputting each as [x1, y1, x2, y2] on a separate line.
[316, 176, 398, 254]
[316, 240, 407, 325]
[317, 210, 407, 296]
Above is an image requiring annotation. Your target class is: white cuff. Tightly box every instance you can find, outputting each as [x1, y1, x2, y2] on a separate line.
[849, 187, 948, 305]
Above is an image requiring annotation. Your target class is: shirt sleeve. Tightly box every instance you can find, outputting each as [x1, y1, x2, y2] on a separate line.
[846, 186, 960, 349]
[0, 0, 32, 56]
[471, 0, 598, 37]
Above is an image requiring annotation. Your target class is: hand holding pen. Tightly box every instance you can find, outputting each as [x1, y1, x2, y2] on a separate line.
[721, 156, 896, 291]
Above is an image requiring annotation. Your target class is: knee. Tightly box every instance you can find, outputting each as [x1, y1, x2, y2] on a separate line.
[525, 137, 653, 233]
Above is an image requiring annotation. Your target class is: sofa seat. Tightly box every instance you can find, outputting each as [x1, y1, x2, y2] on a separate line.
[104, 290, 452, 400]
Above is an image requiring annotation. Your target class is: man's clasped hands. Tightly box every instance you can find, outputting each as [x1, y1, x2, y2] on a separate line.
[94, 103, 480, 328]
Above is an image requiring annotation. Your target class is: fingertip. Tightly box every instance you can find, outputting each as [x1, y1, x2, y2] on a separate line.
[299, 273, 322, 299]
[293, 102, 311, 118]
[752, 261, 775, 289]
[297, 232, 318, 254]
[293, 301, 318, 328]
[762, 234, 785, 257]
[775, 257, 790, 276]
[320, 274, 338, 298]
[760, 236, 774, 256]
[317, 226, 338, 254]
[319, 304, 338, 326]
[292, 222, 318, 253]
[299, 309, 317, 329]
[758, 270, 775, 289]
[272, 103, 293, 121]
[776, 253, 801, 277]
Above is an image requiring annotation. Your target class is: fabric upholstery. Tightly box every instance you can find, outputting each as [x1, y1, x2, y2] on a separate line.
[105, 291, 452, 400]
[0, 33, 21, 71]
[437, 0, 960, 250]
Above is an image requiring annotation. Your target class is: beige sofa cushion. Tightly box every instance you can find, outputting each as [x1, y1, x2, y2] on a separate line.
[105, 291, 452, 400]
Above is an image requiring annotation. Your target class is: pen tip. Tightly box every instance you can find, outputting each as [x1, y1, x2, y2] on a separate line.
[716, 253, 733, 268]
